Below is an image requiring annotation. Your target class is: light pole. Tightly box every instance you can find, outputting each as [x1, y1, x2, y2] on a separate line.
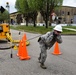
[6, 2, 10, 24]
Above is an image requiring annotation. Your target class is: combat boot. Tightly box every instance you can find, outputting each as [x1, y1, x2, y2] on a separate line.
[40, 63, 47, 69]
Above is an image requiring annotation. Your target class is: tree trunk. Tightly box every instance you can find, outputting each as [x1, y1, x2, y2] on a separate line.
[26, 17, 28, 26]
[45, 0, 49, 28]
[33, 13, 36, 27]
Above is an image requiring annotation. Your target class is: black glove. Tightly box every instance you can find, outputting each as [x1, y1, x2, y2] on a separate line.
[38, 37, 41, 42]
[53, 32, 57, 38]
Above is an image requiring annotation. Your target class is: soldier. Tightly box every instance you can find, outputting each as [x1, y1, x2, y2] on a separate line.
[38, 25, 63, 69]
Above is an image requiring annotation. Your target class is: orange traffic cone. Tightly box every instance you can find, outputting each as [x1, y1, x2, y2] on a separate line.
[22, 33, 30, 46]
[22, 33, 27, 41]
[52, 42, 62, 55]
[19, 39, 30, 60]
[17, 40, 23, 57]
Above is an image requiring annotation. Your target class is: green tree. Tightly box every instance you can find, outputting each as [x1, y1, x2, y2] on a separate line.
[27, 0, 63, 28]
[0, 10, 9, 23]
[27, 0, 39, 27]
[15, 0, 38, 27]
[15, 0, 63, 28]
[15, 0, 31, 26]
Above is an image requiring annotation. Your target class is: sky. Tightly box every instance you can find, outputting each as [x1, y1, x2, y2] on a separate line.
[0, 0, 17, 13]
[0, 0, 76, 13]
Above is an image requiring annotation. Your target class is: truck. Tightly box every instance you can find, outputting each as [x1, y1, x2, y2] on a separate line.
[0, 23, 10, 40]
[0, 23, 30, 46]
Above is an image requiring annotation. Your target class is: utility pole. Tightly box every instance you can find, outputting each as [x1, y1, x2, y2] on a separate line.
[6, 2, 10, 24]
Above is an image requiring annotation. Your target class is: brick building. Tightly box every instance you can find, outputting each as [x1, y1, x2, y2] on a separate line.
[56, 6, 76, 24]
[10, 6, 76, 25]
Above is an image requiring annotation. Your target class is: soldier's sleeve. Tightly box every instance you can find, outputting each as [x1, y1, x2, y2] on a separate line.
[45, 32, 53, 44]
[41, 32, 53, 44]
[56, 35, 62, 43]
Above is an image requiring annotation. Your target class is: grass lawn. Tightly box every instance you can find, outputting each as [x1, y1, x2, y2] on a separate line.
[10, 25, 76, 35]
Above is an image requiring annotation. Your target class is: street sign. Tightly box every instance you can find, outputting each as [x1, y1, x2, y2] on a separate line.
[52, 15, 55, 21]
[51, 12, 56, 21]
[0, 6, 5, 13]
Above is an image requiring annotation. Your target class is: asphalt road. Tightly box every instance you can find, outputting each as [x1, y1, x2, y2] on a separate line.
[0, 29, 76, 75]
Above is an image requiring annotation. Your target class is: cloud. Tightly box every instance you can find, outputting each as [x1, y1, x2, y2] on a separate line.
[63, 0, 76, 7]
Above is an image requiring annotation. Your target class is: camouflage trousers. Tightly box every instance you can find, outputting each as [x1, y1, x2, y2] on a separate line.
[39, 43, 48, 64]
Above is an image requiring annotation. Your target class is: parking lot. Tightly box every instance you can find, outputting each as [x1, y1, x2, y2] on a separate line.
[0, 29, 76, 75]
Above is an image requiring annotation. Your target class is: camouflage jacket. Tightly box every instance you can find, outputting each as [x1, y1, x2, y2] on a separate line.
[39, 31, 62, 49]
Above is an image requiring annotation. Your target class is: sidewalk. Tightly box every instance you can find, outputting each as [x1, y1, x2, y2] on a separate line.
[64, 28, 76, 31]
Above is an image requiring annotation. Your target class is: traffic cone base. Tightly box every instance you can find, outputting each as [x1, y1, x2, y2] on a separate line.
[20, 56, 30, 60]
[52, 52, 62, 55]
[52, 42, 62, 55]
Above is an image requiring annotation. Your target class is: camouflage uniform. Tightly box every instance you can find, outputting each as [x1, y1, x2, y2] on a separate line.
[38, 31, 62, 64]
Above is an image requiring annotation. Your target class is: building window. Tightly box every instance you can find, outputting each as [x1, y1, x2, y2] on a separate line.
[67, 12, 70, 15]
[62, 11, 64, 15]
